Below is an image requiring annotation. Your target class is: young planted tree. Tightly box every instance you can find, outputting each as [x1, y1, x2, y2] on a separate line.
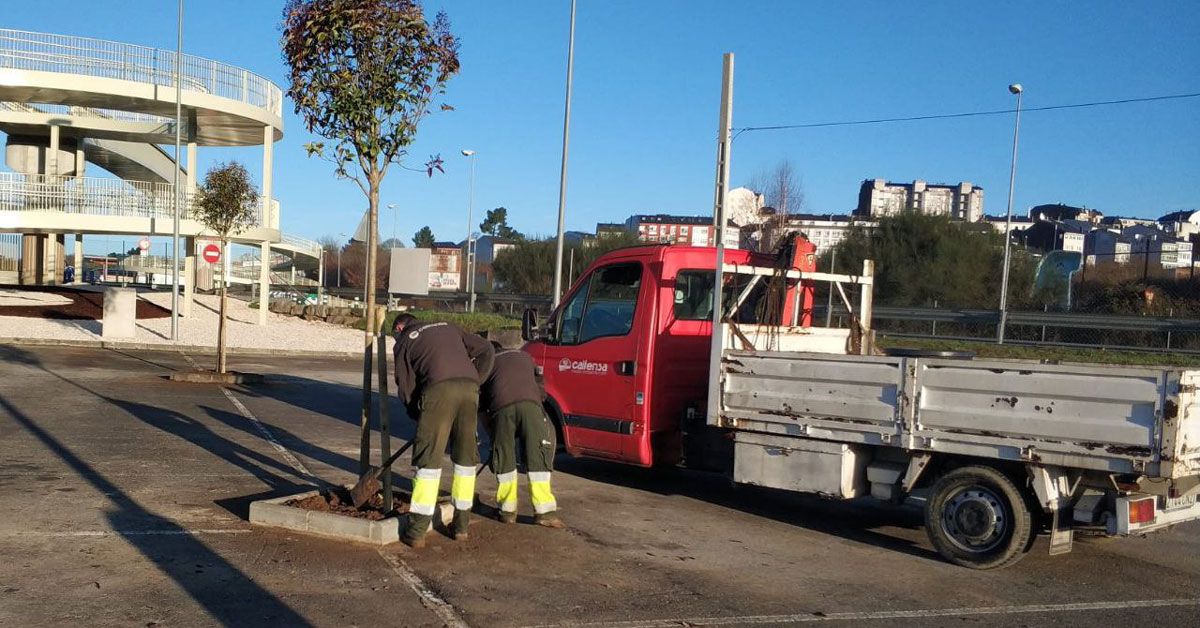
[192, 162, 259, 374]
[283, 0, 460, 471]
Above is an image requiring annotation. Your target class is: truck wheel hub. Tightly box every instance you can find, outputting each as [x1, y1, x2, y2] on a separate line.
[943, 487, 1007, 552]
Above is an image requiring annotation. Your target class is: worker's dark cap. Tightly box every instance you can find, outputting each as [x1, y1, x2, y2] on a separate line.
[393, 313, 417, 330]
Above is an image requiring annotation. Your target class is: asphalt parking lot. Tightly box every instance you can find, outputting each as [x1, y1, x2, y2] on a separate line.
[0, 344, 1197, 627]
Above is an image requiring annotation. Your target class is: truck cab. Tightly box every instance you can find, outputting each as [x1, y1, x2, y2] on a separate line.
[523, 242, 815, 467]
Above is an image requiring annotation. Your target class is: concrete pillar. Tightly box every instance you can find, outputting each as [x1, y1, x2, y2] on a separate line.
[73, 233, 83, 283]
[47, 125, 59, 176]
[258, 240, 270, 326]
[186, 141, 197, 193]
[44, 234, 64, 285]
[74, 146, 85, 178]
[261, 126, 274, 228]
[183, 236, 195, 317]
[19, 234, 40, 285]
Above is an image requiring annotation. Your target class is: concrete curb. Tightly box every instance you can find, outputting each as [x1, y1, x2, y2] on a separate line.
[0, 337, 363, 359]
[249, 489, 401, 545]
[169, 370, 266, 384]
[248, 488, 453, 546]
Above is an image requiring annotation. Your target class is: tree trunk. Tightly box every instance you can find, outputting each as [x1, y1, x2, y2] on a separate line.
[358, 181, 380, 473]
[217, 238, 229, 374]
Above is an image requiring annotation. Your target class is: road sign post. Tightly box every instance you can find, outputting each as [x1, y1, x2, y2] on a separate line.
[202, 243, 221, 265]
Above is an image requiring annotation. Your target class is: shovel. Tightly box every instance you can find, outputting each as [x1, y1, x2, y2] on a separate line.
[350, 440, 415, 509]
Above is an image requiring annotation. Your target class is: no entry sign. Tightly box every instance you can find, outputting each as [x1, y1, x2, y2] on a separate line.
[202, 243, 221, 264]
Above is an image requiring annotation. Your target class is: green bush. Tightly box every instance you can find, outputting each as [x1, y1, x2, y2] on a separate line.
[372, 309, 519, 333]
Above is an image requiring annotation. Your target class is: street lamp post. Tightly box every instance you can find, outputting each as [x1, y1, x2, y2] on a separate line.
[551, 0, 577, 308]
[997, 83, 1024, 344]
[170, 0, 183, 341]
[462, 149, 477, 313]
[387, 203, 397, 248]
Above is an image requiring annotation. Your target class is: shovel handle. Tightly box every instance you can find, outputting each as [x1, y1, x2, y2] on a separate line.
[373, 439, 415, 480]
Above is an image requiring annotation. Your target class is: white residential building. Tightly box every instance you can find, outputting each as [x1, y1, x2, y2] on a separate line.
[783, 214, 872, 254]
[856, 179, 984, 222]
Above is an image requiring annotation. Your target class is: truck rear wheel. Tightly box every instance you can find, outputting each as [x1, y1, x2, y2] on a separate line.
[925, 465, 1034, 569]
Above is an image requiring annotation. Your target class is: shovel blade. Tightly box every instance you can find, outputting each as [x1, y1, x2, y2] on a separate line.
[350, 466, 382, 509]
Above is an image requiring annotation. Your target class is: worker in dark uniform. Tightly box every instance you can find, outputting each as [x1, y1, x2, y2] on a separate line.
[479, 342, 563, 528]
[392, 313, 494, 548]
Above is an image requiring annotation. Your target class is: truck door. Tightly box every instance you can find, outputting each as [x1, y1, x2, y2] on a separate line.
[540, 261, 646, 462]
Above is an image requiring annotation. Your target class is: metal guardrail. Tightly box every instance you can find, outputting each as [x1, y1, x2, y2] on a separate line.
[0, 172, 278, 229]
[816, 305, 1200, 334]
[0, 101, 173, 125]
[0, 28, 283, 118]
[279, 233, 322, 257]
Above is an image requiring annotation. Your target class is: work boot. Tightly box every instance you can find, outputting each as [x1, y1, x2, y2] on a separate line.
[451, 509, 471, 540]
[402, 514, 430, 549]
[497, 510, 517, 524]
[535, 512, 565, 529]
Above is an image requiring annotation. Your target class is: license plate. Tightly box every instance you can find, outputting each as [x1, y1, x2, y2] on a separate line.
[1163, 494, 1198, 511]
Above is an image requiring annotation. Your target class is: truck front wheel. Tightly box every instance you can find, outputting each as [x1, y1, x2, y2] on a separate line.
[925, 465, 1034, 569]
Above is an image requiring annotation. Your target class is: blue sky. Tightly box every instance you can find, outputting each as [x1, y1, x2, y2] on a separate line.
[4, 1, 1198, 251]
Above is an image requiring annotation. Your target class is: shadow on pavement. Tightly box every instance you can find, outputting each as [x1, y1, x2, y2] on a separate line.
[0, 345, 313, 626]
[555, 456, 940, 562]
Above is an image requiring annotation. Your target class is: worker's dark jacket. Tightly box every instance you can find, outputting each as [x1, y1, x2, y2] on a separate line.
[480, 349, 544, 413]
[393, 321, 495, 409]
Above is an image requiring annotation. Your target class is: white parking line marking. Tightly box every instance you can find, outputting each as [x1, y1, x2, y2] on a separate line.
[378, 549, 470, 628]
[219, 386, 318, 483]
[532, 598, 1200, 627]
[12, 529, 253, 538]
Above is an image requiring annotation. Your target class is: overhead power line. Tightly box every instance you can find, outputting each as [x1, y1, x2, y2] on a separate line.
[734, 92, 1200, 137]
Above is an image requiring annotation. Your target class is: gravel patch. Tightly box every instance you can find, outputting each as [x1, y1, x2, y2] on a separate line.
[0, 291, 384, 353]
[0, 289, 73, 307]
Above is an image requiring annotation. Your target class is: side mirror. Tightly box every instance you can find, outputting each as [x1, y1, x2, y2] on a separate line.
[521, 308, 538, 341]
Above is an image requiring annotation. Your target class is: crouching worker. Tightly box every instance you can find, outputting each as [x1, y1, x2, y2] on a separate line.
[480, 342, 563, 528]
[392, 313, 494, 548]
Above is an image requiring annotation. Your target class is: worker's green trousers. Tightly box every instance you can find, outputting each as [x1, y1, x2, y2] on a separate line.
[406, 379, 480, 541]
[490, 400, 557, 516]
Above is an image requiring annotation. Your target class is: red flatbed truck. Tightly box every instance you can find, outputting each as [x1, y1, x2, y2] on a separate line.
[521, 239, 1200, 569]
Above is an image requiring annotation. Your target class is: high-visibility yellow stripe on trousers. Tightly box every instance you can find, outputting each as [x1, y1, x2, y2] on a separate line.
[528, 471, 556, 514]
[410, 468, 442, 516]
[495, 470, 518, 513]
[450, 464, 476, 511]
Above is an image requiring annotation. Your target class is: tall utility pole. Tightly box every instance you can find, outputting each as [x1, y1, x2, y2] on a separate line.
[997, 83, 1024, 344]
[461, 149, 477, 312]
[551, 0, 577, 308]
[170, 0, 184, 341]
[706, 52, 734, 427]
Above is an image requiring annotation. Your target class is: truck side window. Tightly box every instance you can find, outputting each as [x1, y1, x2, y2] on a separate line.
[673, 270, 714, 320]
[579, 262, 641, 342]
[673, 269, 763, 323]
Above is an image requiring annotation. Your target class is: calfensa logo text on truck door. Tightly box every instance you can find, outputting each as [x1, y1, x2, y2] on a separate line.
[558, 358, 609, 374]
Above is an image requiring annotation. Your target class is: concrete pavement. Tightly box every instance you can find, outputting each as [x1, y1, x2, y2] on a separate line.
[0, 345, 1196, 627]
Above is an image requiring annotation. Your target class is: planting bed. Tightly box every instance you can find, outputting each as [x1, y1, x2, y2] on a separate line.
[285, 487, 407, 521]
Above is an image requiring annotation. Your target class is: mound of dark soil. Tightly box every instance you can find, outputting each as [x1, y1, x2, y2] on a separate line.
[0, 286, 170, 320]
[285, 487, 406, 521]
